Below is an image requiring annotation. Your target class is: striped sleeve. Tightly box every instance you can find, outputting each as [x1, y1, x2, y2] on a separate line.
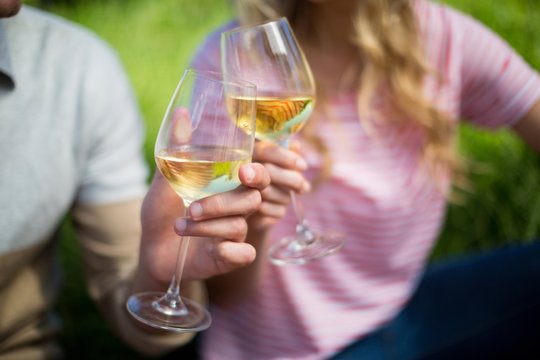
[456, 10, 540, 129]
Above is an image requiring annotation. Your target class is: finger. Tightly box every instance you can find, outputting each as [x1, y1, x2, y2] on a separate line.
[209, 241, 256, 273]
[188, 187, 261, 220]
[265, 163, 311, 194]
[258, 201, 288, 219]
[238, 163, 270, 190]
[261, 185, 290, 205]
[249, 215, 281, 231]
[254, 141, 307, 171]
[288, 140, 303, 154]
[175, 216, 248, 242]
[170, 107, 193, 145]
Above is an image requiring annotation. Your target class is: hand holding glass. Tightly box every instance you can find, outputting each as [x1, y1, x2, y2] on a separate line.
[221, 18, 344, 265]
[126, 69, 256, 331]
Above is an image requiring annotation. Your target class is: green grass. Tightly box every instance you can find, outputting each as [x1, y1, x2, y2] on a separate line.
[28, 0, 540, 358]
[432, 0, 540, 258]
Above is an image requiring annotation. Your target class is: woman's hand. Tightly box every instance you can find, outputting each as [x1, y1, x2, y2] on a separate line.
[133, 163, 270, 292]
[248, 141, 311, 231]
[203, 141, 312, 306]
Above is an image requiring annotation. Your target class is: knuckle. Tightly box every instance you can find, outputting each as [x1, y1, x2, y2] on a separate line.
[260, 186, 272, 200]
[293, 174, 305, 191]
[260, 202, 287, 219]
[264, 162, 277, 174]
[230, 218, 248, 239]
[276, 206, 287, 218]
[255, 142, 274, 161]
[248, 189, 262, 207]
[242, 189, 262, 214]
[287, 155, 299, 169]
[211, 195, 227, 216]
[212, 248, 231, 274]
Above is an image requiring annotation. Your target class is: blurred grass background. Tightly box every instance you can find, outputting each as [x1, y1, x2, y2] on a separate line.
[24, 0, 540, 358]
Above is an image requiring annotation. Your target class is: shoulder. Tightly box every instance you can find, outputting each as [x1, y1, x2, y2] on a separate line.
[10, 6, 115, 56]
[414, 0, 512, 78]
[6, 6, 123, 80]
[415, 0, 495, 42]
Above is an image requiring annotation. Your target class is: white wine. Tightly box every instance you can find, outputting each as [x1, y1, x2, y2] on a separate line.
[156, 145, 251, 205]
[229, 96, 314, 143]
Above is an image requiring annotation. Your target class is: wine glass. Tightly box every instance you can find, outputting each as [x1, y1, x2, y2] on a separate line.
[221, 18, 344, 266]
[126, 69, 256, 331]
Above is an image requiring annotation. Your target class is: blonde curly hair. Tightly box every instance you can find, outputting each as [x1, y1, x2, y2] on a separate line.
[233, 0, 464, 189]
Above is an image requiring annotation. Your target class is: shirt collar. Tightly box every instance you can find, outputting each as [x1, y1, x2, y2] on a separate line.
[0, 20, 15, 89]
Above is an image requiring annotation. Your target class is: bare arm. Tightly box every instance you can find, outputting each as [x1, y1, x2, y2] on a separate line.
[512, 98, 540, 153]
[74, 163, 270, 356]
[73, 199, 197, 356]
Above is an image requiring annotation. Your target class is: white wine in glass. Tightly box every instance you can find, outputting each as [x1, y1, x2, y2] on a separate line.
[126, 69, 256, 331]
[222, 18, 344, 266]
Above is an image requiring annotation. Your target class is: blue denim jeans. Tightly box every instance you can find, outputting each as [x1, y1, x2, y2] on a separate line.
[332, 241, 540, 360]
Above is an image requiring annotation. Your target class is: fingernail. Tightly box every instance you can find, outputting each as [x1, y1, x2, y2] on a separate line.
[244, 165, 255, 182]
[296, 158, 308, 171]
[175, 218, 187, 233]
[190, 202, 203, 219]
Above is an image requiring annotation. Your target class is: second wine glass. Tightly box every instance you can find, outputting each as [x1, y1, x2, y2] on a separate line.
[221, 17, 344, 266]
[126, 69, 257, 331]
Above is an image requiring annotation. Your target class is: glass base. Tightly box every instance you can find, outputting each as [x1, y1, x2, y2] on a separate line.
[126, 292, 211, 332]
[268, 232, 345, 266]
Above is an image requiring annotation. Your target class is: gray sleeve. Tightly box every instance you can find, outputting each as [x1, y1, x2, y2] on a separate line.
[76, 39, 149, 205]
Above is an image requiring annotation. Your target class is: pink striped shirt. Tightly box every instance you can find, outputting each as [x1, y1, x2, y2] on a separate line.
[191, 1, 540, 359]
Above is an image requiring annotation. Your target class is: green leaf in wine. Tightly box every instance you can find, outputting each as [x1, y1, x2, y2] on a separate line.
[213, 161, 233, 179]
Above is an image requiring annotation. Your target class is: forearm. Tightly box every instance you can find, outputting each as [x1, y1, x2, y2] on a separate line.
[73, 199, 196, 356]
[513, 99, 540, 153]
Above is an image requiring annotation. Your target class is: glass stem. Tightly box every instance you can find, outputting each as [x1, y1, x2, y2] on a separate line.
[289, 190, 316, 245]
[289, 190, 305, 226]
[279, 139, 316, 246]
[152, 205, 191, 316]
